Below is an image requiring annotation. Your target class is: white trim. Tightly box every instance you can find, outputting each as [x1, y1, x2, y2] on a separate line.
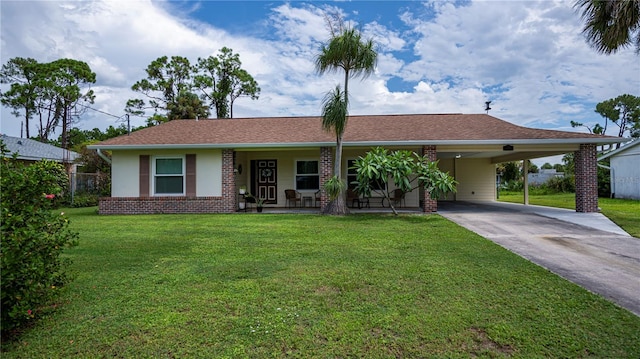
[598, 139, 639, 160]
[88, 137, 626, 151]
[151, 155, 186, 196]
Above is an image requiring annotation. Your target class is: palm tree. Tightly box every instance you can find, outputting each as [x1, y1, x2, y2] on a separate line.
[575, 0, 640, 54]
[315, 23, 377, 214]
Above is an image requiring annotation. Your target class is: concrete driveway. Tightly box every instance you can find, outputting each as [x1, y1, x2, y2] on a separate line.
[438, 201, 640, 317]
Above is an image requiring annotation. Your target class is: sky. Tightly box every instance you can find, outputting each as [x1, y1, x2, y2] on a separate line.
[1, 0, 639, 165]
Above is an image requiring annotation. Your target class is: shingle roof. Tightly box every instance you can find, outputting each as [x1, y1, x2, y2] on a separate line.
[1, 134, 79, 162]
[91, 114, 622, 149]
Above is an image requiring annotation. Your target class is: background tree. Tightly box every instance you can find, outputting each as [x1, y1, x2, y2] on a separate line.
[194, 47, 260, 119]
[44, 59, 96, 150]
[126, 56, 208, 125]
[571, 94, 640, 147]
[352, 147, 456, 215]
[575, 0, 640, 54]
[315, 16, 378, 215]
[0, 57, 39, 138]
[541, 162, 554, 170]
[1, 58, 95, 145]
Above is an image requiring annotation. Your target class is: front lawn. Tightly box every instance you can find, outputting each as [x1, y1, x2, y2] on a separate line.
[3, 208, 639, 357]
[498, 191, 640, 237]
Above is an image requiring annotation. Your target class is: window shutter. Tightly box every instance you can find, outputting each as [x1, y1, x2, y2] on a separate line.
[186, 154, 196, 197]
[139, 155, 150, 197]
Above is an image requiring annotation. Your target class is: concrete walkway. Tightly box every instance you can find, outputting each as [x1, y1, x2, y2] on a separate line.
[438, 201, 640, 317]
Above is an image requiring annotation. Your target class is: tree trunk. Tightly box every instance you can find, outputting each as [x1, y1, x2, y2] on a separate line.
[322, 194, 350, 215]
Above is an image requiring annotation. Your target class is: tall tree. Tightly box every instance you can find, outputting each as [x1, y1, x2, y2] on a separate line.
[45, 59, 96, 150]
[126, 56, 208, 125]
[0, 58, 95, 145]
[575, 0, 640, 54]
[315, 17, 378, 214]
[194, 47, 260, 119]
[0, 57, 39, 138]
[571, 94, 640, 147]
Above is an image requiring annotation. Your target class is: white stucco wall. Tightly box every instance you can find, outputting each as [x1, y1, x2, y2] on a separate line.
[611, 146, 640, 200]
[111, 151, 140, 197]
[452, 158, 496, 201]
[110, 149, 222, 197]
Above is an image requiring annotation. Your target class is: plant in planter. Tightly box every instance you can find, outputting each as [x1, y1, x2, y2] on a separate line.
[245, 193, 266, 212]
[255, 197, 266, 212]
[238, 185, 247, 195]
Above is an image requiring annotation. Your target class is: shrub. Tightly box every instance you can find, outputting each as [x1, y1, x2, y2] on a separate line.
[1, 147, 79, 336]
[69, 192, 99, 208]
[542, 175, 575, 193]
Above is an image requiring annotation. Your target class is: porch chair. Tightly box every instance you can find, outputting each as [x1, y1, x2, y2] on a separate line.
[389, 188, 406, 208]
[347, 188, 369, 209]
[314, 190, 321, 207]
[284, 189, 301, 208]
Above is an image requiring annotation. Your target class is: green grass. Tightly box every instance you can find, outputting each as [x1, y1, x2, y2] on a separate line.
[499, 191, 640, 237]
[3, 208, 640, 358]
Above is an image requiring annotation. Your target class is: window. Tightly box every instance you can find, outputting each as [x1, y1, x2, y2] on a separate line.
[154, 157, 184, 195]
[295, 160, 319, 190]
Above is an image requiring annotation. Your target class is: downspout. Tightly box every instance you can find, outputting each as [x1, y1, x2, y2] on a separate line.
[598, 163, 614, 198]
[96, 149, 111, 164]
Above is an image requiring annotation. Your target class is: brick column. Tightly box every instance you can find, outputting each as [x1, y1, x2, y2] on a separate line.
[320, 146, 333, 211]
[575, 144, 598, 213]
[422, 145, 438, 213]
[222, 149, 236, 213]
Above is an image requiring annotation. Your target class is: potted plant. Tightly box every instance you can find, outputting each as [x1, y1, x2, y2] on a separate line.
[255, 197, 266, 213]
[246, 193, 266, 212]
[239, 185, 247, 195]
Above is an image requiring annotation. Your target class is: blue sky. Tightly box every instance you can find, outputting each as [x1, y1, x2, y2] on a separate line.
[1, 0, 639, 161]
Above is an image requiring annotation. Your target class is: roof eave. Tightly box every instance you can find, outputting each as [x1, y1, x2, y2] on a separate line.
[88, 137, 625, 151]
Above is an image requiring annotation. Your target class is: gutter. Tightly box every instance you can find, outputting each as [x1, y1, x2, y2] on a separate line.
[87, 137, 626, 151]
[96, 149, 111, 164]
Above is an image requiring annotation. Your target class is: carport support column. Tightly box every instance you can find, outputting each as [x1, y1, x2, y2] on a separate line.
[320, 146, 333, 211]
[222, 149, 236, 213]
[575, 144, 598, 213]
[422, 145, 438, 213]
[523, 159, 529, 205]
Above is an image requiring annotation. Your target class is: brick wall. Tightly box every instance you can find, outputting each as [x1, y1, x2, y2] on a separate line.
[99, 196, 232, 214]
[221, 149, 236, 212]
[422, 145, 438, 213]
[319, 146, 333, 211]
[575, 143, 598, 213]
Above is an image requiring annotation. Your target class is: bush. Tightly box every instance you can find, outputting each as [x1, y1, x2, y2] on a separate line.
[70, 192, 99, 208]
[541, 175, 575, 193]
[1, 148, 79, 336]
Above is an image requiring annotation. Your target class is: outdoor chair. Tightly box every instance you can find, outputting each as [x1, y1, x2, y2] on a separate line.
[285, 189, 301, 208]
[389, 188, 406, 207]
[314, 190, 321, 207]
[347, 188, 369, 209]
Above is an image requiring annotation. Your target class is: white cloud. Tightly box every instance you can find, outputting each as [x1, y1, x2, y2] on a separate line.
[1, 0, 638, 143]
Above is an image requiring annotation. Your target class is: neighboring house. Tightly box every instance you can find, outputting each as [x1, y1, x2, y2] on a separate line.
[1, 134, 79, 165]
[598, 140, 640, 200]
[528, 169, 564, 186]
[88, 113, 624, 215]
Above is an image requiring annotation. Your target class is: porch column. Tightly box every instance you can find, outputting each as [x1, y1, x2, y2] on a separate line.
[523, 159, 529, 205]
[222, 149, 236, 213]
[320, 146, 333, 211]
[575, 144, 598, 213]
[422, 145, 438, 213]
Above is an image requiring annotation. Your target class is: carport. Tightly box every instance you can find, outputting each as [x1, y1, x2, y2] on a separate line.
[439, 201, 640, 316]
